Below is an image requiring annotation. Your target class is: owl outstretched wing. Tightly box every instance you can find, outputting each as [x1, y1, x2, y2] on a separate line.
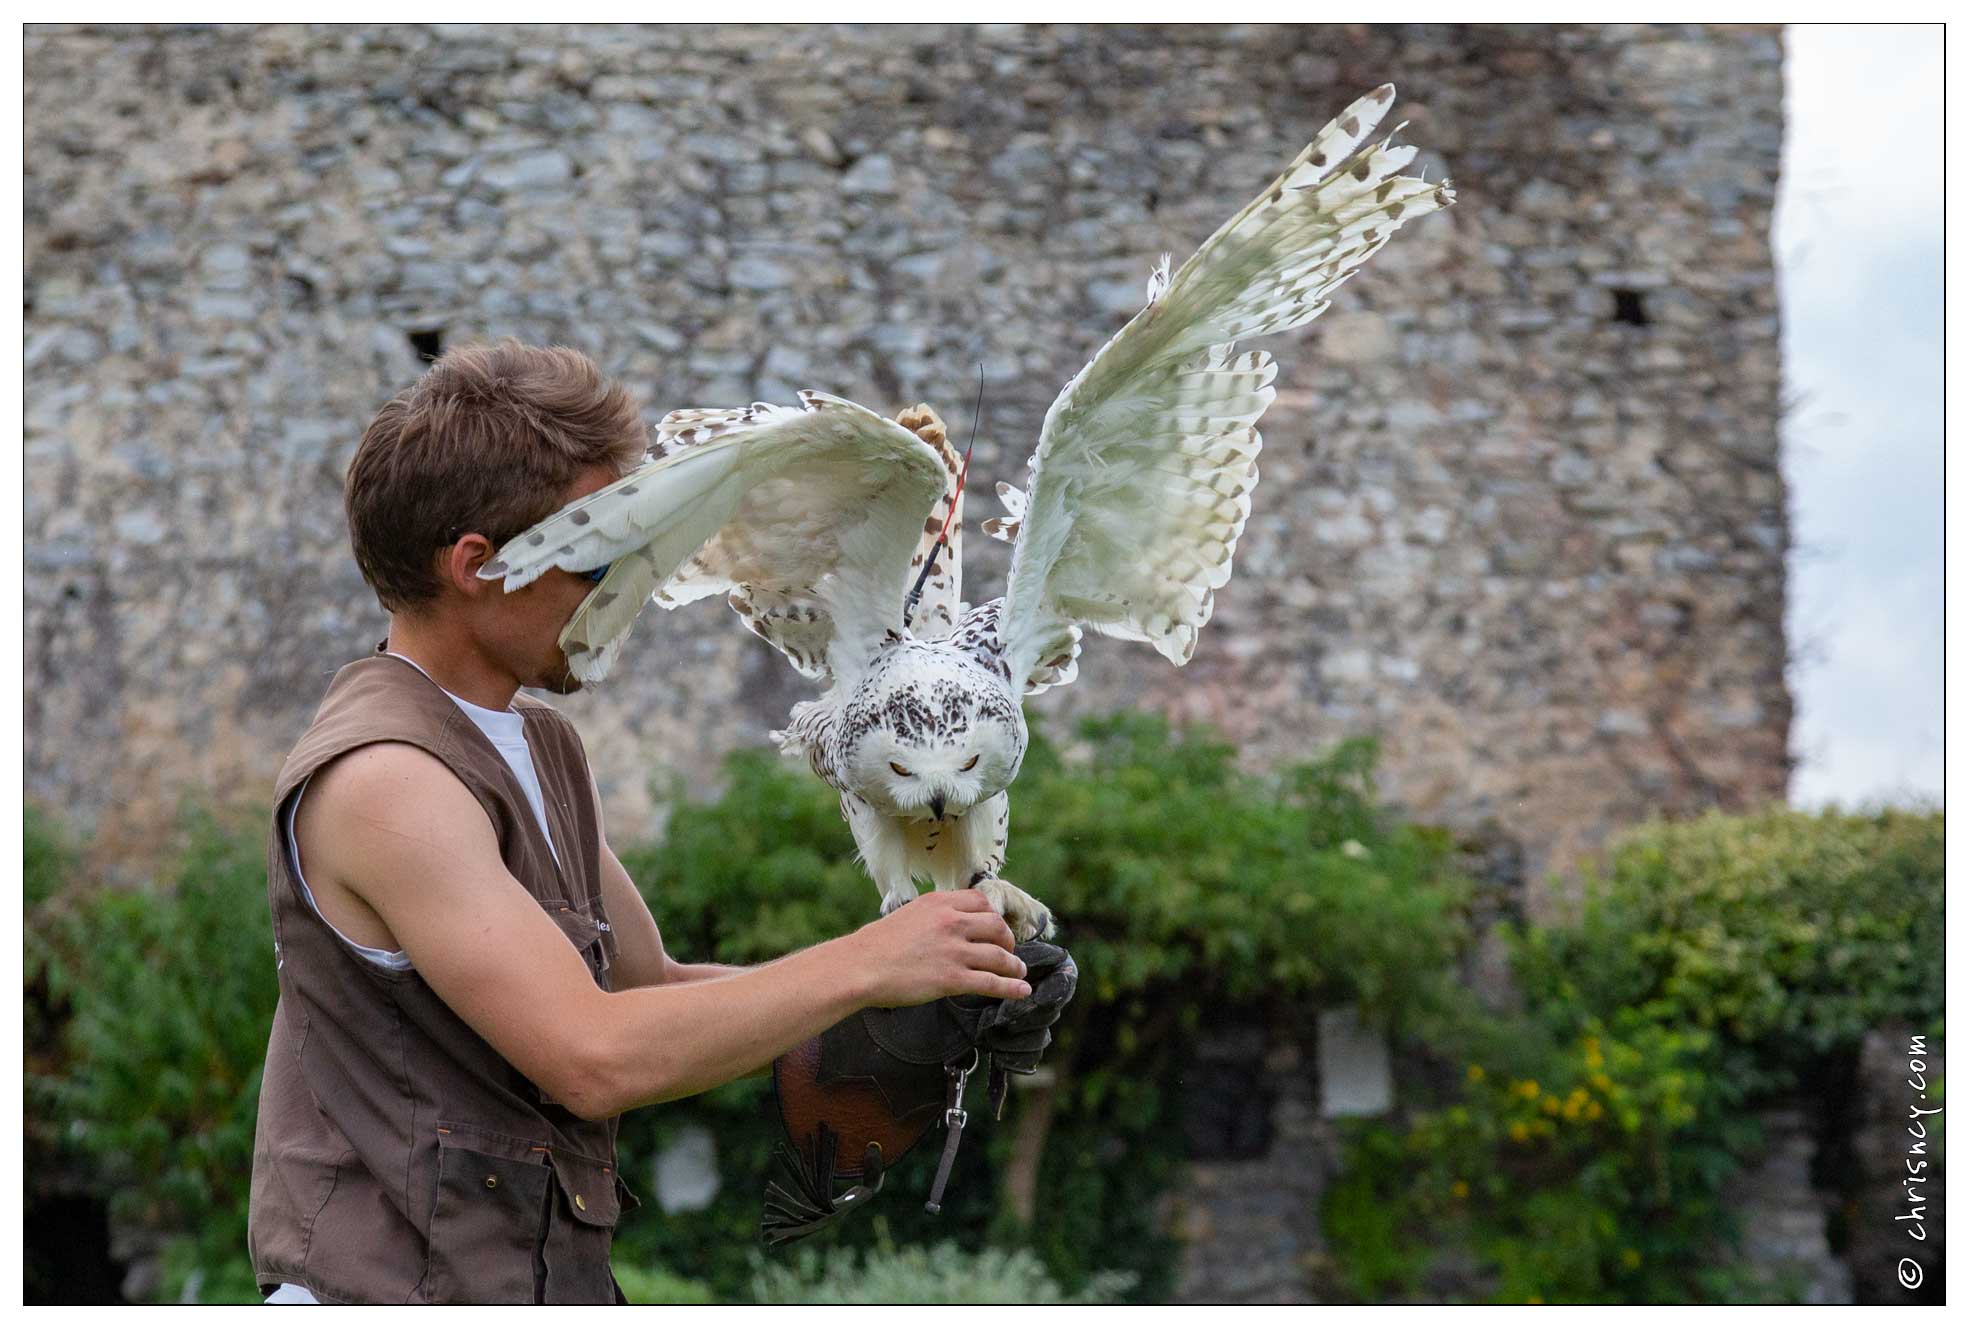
[987, 84, 1453, 690]
[479, 391, 950, 686]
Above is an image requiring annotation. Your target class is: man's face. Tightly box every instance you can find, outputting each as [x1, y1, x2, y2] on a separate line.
[484, 463, 622, 695]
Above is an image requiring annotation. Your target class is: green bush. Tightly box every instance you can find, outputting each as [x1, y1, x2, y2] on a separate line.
[611, 1263, 720, 1304]
[30, 807, 278, 1303]
[1325, 805, 1946, 1304]
[1514, 806, 1945, 1075]
[749, 1240, 1135, 1303]
[25, 803, 78, 910]
[614, 713, 1470, 1300]
[1327, 1018, 1760, 1302]
[624, 715, 1465, 1015]
[25, 804, 81, 1067]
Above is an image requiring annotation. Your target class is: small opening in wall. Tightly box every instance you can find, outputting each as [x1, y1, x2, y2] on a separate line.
[1181, 1054, 1275, 1161]
[22, 1188, 125, 1304]
[408, 328, 445, 362]
[1610, 288, 1650, 326]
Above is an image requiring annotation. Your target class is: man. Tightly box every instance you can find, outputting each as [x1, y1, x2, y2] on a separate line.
[248, 340, 1036, 1304]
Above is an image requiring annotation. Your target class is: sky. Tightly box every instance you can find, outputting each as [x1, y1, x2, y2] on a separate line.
[1776, 24, 1944, 809]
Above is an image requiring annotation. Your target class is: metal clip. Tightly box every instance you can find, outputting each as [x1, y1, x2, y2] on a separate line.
[926, 1048, 980, 1215]
[945, 1048, 976, 1128]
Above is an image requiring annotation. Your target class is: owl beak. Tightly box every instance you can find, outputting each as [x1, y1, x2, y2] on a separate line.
[929, 793, 947, 821]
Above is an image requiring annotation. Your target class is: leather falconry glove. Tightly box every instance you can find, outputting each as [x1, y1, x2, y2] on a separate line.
[943, 939, 1077, 1105]
[761, 938, 1078, 1246]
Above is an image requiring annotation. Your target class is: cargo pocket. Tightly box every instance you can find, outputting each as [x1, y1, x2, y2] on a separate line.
[425, 1137, 553, 1304]
[539, 1148, 624, 1304]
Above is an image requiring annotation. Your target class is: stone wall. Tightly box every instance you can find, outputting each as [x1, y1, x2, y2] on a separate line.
[24, 23, 1789, 903]
[1169, 1020, 1337, 1302]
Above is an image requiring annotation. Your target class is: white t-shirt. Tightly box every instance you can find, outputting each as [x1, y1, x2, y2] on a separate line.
[269, 655, 566, 1304]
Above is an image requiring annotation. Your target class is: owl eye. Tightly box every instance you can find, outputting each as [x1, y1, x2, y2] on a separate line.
[960, 754, 980, 771]
[889, 761, 913, 777]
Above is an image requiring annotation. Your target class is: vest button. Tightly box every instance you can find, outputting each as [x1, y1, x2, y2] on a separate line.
[484, 1176, 499, 1189]
[574, 1193, 586, 1211]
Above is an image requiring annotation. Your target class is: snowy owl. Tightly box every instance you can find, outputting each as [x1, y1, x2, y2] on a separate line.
[480, 85, 1453, 941]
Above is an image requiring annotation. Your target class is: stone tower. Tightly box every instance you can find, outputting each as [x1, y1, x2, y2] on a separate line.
[24, 24, 1789, 904]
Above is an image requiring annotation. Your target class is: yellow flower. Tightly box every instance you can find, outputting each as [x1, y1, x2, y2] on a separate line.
[1509, 1121, 1531, 1143]
[1467, 1064, 1486, 1083]
[1516, 1080, 1541, 1100]
[1451, 1179, 1469, 1199]
[1621, 1249, 1641, 1270]
[1541, 1095, 1561, 1115]
[1586, 1101, 1604, 1121]
[1527, 1295, 1545, 1305]
[1590, 1072, 1614, 1093]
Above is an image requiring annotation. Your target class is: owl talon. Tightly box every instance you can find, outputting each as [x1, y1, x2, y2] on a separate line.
[972, 878, 1056, 943]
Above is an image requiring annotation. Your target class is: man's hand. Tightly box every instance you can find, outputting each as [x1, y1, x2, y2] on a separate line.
[847, 889, 1031, 1008]
[761, 932, 1079, 1239]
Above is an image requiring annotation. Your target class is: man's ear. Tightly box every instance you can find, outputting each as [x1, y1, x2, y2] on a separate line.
[437, 534, 503, 598]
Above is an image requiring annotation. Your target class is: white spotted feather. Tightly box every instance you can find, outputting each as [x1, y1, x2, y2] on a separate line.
[893, 404, 968, 641]
[481, 392, 948, 686]
[993, 82, 1453, 683]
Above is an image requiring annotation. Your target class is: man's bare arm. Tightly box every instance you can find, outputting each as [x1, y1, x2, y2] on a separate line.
[591, 845, 766, 1074]
[305, 743, 1029, 1120]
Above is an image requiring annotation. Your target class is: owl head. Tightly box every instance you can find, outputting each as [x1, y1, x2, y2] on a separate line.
[841, 646, 1025, 822]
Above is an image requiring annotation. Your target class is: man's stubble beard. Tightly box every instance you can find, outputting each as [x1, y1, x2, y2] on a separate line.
[528, 651, 586, 696]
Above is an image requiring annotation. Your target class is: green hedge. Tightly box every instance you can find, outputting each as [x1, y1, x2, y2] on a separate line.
[25, 713, 1470, 1302]
[612, 714, 1470, 1300]
[28, 808, 278, 1305]
[1514, 806, 1945, 1071]
[29, 743, 1941, 1304]
[748, 1240, 1137, 1303]
[1324, 806, 1946, 1304]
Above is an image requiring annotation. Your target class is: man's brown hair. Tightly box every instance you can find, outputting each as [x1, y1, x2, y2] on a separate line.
[346, 338, 647, 611]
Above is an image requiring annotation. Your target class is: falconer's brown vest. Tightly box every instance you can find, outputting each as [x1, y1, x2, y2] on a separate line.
[247, 649, 635, 1304]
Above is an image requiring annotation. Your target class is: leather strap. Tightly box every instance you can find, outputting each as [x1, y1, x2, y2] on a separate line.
[924, 1051, 977, 1215]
